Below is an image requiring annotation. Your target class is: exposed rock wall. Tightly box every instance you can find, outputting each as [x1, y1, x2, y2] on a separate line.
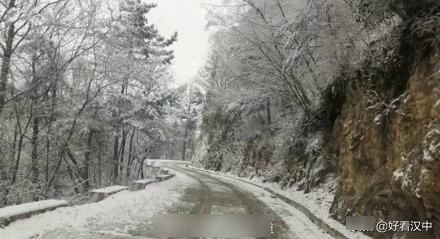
[329, 11, 440, 237]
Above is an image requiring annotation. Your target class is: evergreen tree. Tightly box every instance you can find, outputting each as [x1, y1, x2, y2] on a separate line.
[116, 0, 177, 64]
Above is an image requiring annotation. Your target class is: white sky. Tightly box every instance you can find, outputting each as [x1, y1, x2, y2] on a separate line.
[149, 0, 210, 86]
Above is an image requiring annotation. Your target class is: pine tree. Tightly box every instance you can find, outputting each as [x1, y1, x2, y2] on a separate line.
[116, 0, 177, 64]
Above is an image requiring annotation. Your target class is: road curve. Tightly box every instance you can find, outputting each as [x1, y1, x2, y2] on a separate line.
[159, 163, 335, 239]
[29, 162, 333, 239]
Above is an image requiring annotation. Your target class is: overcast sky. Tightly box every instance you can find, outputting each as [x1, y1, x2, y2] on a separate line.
[149, 0, 210, 86]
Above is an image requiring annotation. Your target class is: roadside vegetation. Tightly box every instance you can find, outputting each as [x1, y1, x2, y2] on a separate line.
[193, 1, 440, 238]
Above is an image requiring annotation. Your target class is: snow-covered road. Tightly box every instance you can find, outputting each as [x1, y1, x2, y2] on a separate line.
[0, 162, 334, 239]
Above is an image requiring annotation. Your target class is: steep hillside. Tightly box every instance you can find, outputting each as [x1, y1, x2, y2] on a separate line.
[330, 20, 440, 239]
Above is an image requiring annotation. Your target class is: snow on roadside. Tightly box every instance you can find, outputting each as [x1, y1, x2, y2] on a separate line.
[90, 185, 128, 193]
[0, 200, 68, 219]
[193, 166, 371, 239]
[230, 179, 334, 239]
[147, 159, 186, 166]
[0, 172, 194, 239]
[241, 179, 370, 239]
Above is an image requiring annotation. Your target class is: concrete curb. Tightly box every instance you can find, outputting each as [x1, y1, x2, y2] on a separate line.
[191, 166, 350, 239]
[0, 172, 177, 228]
[0, 200, 68, 227]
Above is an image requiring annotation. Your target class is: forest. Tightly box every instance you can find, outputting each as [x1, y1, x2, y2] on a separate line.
[1, 0, 440, 238]
[0, 0, 205, 206]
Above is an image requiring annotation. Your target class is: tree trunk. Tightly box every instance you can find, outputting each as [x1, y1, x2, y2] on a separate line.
[45, 74, 58, 194]
[112, 132, 119, 184]
[45, 137, 50, 186]
[45, 149, 65, 195]
[65, 158, 80, 195]
[119, 128, 127, 179]
[266, 97, 271, 124]
[111, 82, 126, 183]
[181, 85, 192, 161]
[97, 149, 102, 186]
[182, 123, 189, 161]
[140, 159, 145, 179]
[126, 128, 136, 179]
[31, 116, 40, 200]
[9, 105, 33, 191]
[63, 147, 89, 190]
[83, 130, 94, 192]
[4, 123, 17, 180]
[0, 20, 15, 115]
[0, 122, 18, 207]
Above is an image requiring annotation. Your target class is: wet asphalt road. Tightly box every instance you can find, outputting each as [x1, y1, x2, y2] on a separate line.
[127, 164, 291, 238]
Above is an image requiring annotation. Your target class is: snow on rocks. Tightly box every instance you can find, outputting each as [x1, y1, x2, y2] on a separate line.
[423, 129, 440, 162]
[0, 172, 193, 239]
[90, 186, 128, 194]
[434, 99, 440, 108]
[155, 174, 175, 181]
[132, 178, 157, 190]
[90, 186, 129, 202]
[0, 200, 68, 226]
[391, 156, 420, 196]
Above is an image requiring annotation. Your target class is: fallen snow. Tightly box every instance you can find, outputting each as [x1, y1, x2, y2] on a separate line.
[0, 200, 68, 219]
[374, 114, 383, 125]
[227, 179, 334, 239]
[147, 159, 186, 165]
[434, 99, 440, 108]
[0, 172, 193, 239]
[90, 186, 128, 194]
[423, 129, 440, 162]
[133, 178, 156, 184]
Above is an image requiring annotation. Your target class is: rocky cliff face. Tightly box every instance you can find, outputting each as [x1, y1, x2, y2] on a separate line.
[329, 11, 440, 237]
[331, 55, 440, 239]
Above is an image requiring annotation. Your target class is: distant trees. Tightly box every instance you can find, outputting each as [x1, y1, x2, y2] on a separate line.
[0, 0, 178, 206]
[180, 84, 203, 161]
